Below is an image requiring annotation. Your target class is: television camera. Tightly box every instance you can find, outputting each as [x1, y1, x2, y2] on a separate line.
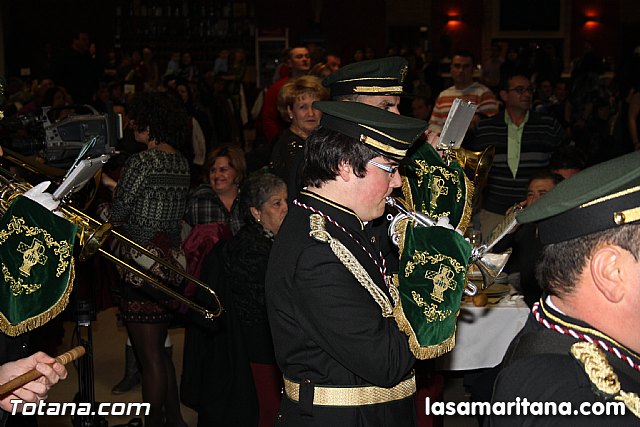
[0, 104, 121, 168]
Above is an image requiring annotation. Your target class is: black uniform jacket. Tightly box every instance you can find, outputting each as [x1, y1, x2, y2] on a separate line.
[488, 298, 640, 426]
[266, 190, 416, 426]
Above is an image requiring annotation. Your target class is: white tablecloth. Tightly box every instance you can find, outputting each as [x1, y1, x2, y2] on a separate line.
[436, 295, 530, 371]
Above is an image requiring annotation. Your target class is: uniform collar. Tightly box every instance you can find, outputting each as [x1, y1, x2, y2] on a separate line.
[297, 189, 365, 231]
[536, 297, 640, 368]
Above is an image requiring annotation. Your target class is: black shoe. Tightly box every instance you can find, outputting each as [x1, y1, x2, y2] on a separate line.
[112, 345, 141, 394]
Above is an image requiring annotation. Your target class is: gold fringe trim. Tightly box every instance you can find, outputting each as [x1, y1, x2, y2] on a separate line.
[401, 177, 414, 211]
[571, 341, 640, 419]
[0, 259, 75, 337]
[392, 274, 457, 360]
[458, 175, 474, 234]
[396, 217, 408, 256]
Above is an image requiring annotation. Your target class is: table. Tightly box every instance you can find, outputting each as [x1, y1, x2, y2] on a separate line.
[436, 294, 530, 371]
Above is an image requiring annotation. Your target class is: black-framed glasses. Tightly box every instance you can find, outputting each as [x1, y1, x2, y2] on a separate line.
[508, 86, 534, 95]
[368, 160, 399, 176]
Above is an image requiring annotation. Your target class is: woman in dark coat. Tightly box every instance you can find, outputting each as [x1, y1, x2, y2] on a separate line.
[182, 172, 288, 427]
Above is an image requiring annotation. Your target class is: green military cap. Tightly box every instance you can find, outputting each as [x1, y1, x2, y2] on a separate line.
[313, 101, 427, 161]
[322, 57, 408, 98]
[518, 151, 640, 244]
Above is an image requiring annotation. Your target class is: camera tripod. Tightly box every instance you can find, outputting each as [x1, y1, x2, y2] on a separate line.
[70, 272, 108, 427]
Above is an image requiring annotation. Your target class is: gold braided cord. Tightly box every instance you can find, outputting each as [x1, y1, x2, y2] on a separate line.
[391, 274, 457, 360]
[570, 342, 620, 395]
[359, 135, 407, 157]
[616, 391, 640, 418]
[571, 342, 640, 419]
[358, 124, 412, 145]
[283, 375, 416, 406]
[353, 85, 404, 94]
[309, 214, 395, 317]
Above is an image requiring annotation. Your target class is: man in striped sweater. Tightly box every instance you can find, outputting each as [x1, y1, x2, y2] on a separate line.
[465, 74, 565, 238]
[428, 50, 499, 134]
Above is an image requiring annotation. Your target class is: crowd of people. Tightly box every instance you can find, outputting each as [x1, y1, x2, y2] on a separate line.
[1, 27, 640, 427]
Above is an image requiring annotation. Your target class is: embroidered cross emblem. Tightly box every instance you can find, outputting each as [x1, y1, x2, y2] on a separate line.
[399, 65, 408, 83]
[425, 264, 456, 303]
[430, 176, 449, 211]
[17, 238, 48, 277]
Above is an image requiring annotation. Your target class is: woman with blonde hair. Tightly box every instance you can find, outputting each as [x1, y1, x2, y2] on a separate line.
[269, 75, 328, 193]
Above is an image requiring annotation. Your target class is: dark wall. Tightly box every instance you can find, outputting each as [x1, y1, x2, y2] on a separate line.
[429, 0, 485, 62]
[254, 0, 386, 65]
[4, 1, 114, 77]
[4, 0, 387, 79]
[570, 0, 621, 65]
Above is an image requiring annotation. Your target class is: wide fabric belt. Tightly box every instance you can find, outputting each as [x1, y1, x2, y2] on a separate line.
[283, 374, 416, 406]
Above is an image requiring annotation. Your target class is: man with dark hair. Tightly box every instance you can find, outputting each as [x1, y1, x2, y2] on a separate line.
[324, 53, 341, 73]
[51, 30, 99, 105]
[492, 169, 564, 307]
[428, 50, 498, 134]
[260, 46, 311, 143]
[266, 101, 427, 426]
[466, 74, 564, 238]
[488, 151, 640, 426]
[549, 145, 586, 179]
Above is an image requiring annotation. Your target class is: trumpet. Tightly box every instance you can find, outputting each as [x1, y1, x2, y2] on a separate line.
[386, 196, 516, 296]
[0, 164, 222, 321]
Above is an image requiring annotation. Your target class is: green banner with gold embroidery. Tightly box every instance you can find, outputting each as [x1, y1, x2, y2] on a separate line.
[394, 225, 471, 359]
[402, 142, 473, 232]
[0, 196, 77, 336]
[391, 142, 474, 359]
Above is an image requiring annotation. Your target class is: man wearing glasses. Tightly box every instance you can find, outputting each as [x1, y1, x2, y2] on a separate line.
[266, 101, 427, 426]
[464, 74, 565, 239]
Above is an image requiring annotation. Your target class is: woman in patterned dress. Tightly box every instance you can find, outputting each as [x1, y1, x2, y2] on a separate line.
[110, 92, 191, 427]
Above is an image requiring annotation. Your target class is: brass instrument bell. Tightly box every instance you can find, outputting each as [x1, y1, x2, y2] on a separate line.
[454, 145, 495, 188]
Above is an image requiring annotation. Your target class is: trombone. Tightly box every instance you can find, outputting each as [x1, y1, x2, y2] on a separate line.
[0, 161, 223, 321]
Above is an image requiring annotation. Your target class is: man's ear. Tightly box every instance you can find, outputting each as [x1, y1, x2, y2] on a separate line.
[590, 245, 625, 303]
[337, 161, 352, 182]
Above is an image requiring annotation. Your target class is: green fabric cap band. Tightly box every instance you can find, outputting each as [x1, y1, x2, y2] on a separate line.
[517, 151, 640, 244]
